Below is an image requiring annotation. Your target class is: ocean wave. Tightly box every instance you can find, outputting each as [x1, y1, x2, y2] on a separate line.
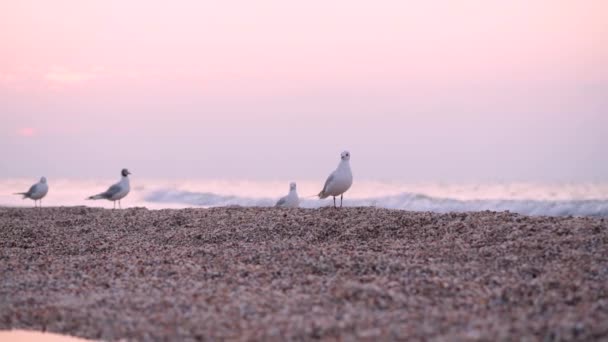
[144, 190, 608, 217]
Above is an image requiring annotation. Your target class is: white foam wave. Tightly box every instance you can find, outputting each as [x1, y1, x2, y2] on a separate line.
[144, 190, 608, 217]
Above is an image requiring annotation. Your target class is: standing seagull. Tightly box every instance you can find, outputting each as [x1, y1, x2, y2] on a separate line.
[87, 169, 131, 209]
[276, 182, 300, 208]
[318, 151, 353, 208]
[14, 177, 49, 208]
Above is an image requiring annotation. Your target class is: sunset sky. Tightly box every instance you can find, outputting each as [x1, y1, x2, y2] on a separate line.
[1, 0, 607, 182]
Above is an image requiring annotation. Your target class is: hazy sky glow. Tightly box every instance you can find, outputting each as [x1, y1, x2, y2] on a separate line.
[1, 0, 607, 182]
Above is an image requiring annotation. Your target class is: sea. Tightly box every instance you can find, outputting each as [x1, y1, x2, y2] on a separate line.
[1, 178, 608, 217]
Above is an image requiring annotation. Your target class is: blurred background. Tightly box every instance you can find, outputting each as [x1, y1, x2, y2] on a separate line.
[1, 0, 607, 213]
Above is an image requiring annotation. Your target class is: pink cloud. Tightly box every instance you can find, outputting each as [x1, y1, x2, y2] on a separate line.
[0, 73, 17, 83]
[43, 67, 104, 86]
[16, 127, 37, 137]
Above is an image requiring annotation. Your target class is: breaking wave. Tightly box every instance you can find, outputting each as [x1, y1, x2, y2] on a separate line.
[144, 190, 608, 217]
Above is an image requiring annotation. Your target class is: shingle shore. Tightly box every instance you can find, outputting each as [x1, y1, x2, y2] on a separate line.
[1, 207, 607, 340]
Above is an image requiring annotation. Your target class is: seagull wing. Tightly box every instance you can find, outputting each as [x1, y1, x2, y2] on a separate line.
[103, 183, 122, 198]
[322, 173, 335, 193]
[318, 173, 335, 198]
[275, 196, 287, 207]
[26, 183, 40, 197]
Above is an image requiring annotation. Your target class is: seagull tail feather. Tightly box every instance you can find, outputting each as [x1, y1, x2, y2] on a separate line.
[13, 192, 28, 199]
[317, 190, 329, 199]
[87, 194, 104, 200]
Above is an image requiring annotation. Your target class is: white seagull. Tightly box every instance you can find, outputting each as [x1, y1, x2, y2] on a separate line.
[276, 182, 300, 208]
[318, 151, 353, 208]
[14, 177, 49, 208]
[87, 168, 131, 209]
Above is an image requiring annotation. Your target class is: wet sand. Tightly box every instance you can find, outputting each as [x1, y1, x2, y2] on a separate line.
[1, 207, 607, 340]
[0, 330, 89, 341]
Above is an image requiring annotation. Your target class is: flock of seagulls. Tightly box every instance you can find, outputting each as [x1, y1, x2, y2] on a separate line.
[14, 151, 353, 209]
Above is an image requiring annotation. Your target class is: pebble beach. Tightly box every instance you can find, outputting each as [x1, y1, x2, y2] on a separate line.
[1, 207, 607, 340]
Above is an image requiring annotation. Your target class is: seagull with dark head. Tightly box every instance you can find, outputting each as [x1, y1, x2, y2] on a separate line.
[87, 169, 131, 209]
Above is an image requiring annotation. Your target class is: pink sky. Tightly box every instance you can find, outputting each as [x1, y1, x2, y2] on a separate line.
[1, 0, 607, 181]
[2, 1, 606, 87]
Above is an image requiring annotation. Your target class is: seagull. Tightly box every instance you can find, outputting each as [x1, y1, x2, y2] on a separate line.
[318, 151, 353, 208]
[87, 169, 131, 209]
[276, 182, 300, 208]
[14, 177, 49, 208]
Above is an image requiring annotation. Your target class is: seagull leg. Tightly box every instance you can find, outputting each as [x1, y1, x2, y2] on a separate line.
[340, 194, 343, 208]
[119, 200, 122, 209]
[333, 196, 336, 208]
